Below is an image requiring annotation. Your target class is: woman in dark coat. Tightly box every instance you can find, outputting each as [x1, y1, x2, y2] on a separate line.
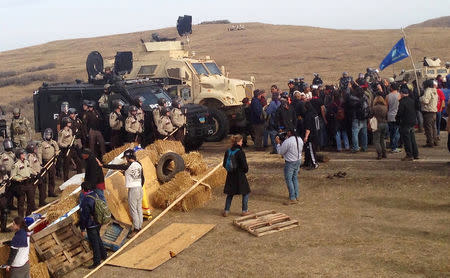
[222, 134, 250, 217]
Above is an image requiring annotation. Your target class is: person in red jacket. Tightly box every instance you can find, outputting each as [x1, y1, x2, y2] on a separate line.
[436, 86, 445, 140]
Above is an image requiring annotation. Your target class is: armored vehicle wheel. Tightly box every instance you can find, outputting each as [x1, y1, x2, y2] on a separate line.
[156, 152, 185, 183]
[204, 108, 229, 142]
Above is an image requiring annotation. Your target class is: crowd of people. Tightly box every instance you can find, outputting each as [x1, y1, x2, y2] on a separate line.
[240, 72, 449, 165]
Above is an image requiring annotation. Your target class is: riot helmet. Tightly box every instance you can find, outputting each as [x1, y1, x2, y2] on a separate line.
[104, 84, 111, 94]
[68, 108, 77, 115]
[43, 128, 53, 141]
[15, 148, 26, 159]
[129, 105, 138, 114]
[87, 101, 95, 108]
[2, 139, 13, 151]
[157, 98, 166, 107]
[61, 102, 69, 113]
[160, 107, 170, 115]
[112, 99, 125, 110]
[62, 117, 72, 127]
[26, 141, 36, 154]
[13, 108, 20, 119]
[171, 98, 181, 109]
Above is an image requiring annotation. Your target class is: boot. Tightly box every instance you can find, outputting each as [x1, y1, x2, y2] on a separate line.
[376, 153, 382, 160]
[381, 151, 387, 158]
[1, 210, 11, 233]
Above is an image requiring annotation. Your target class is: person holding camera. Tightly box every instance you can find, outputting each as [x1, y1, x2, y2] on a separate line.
[275, 129, 304, 205]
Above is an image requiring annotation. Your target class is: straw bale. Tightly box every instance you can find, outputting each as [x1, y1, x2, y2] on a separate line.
[29, 243, 39, 265]
[102, 143, 137, 164]
[145, 140, 185, 165]
[60, 184, 80, 199]
[182, 152, 208, 176]
[30, 262, 50, 278]
[0, 245, 9, 265]
[152, 171, 193, 208]
[175, 185, 212, 212]
[203, 167, 227, 188]
[46, 194, 79, 224]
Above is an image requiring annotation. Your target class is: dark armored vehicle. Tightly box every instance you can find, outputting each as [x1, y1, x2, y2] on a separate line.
[33, 80, 215, 151]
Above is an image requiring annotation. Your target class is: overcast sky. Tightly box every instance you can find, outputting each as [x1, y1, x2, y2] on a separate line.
[0, 0, 449, 51]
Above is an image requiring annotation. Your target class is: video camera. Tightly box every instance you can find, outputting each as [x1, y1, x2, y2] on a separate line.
[277, 131, 288, 143]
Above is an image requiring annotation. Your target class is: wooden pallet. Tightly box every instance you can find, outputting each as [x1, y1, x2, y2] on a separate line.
[31, 217, 93, 277]
[100, 220, 131, 251]
[233, 210, 299, 237]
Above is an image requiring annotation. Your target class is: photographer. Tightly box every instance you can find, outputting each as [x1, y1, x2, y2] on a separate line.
[275, 129, 304, 205]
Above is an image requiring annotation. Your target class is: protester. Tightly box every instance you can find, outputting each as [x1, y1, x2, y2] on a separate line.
[101, 149, 144, 238]
[436, 85, 445, 140]
[420, 79, 438, 147]
[371, 96, 388, 159]
[396, 87, 419, 161]
[347, 85, 369, 153]
[79, 181, 107, 269]
[386, 82, 401, 153]
[265, 91, 281, 154]
[276, 99, 296, 133]
[81, 149, 105, 202]
[250, 90, 265, 150]
[222, 135, 250, 217]
[5, 217, 30, 278]
[303, 102, 319, 170]
[276, 129, 303, 205]
[310, 88, 327, 149]
[240, 97, 253, 148]
[327, 92, 349, 152]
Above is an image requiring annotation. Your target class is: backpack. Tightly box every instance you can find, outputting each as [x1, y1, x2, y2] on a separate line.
[87, 193, 111, 225]
[224, 149, 240, 172]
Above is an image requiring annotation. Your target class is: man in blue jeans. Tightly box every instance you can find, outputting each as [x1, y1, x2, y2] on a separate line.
[276, 129, 304, 205]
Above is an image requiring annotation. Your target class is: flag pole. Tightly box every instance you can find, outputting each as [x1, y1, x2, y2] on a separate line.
[401, 28, 420, 87]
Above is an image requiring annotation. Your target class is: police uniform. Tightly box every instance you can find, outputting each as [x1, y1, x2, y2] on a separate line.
[125, 115, 143, 143]
[85, 109, 106, 157]
[0, 173, 10, 232]
[10, 116, 31, 148]
[28, 152, 46, 206]
[1, 151, 15, 174]
[37, 139, 59, 198]
[58, 127, 82, 181]
[152, 107, 163, 126]
[11, 159, 33, 217]
[157, 115, 175, 137]
[170, 107, 186, 142]
[70, 117, 85, 149]
[56, 112, 69, 132]
[109, 111, 124, 148]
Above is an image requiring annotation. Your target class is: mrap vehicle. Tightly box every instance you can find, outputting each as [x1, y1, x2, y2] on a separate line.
[33, 80, 216, 151]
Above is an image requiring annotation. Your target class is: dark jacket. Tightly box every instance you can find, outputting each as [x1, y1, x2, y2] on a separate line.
[84, 154, 104, 187]
[276, 105, 297, 131]
[223, 145, 250, 195]
[250, 97, 264, 125]
[85, 110, 102, 131]
[79, 190, 98, 231]
[396, 96, 416, 127]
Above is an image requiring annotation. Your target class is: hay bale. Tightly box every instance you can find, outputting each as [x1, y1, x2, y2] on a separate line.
[30, 262, 50, 278]
[152, 171, 193, 208]
[176, 185, 212, 212]
[203, 167, 227, 188]
[29, 243, 39, 265]
[145, 140, 185, 165]
[60, 184, 80, 199]
[102, 143, 137, 164]
[46, 194, 79, 224]
[182, 152, 208, 176]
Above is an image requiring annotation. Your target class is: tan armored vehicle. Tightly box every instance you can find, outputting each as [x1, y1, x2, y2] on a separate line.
[122, 39, 254, 141]
[395, 57, 449, 82]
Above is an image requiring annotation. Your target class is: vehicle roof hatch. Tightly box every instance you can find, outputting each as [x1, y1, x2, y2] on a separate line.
[114, 51, 133, 75]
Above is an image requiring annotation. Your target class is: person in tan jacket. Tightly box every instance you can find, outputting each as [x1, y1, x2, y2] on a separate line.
[157, 107, 175, 138]
[37, 128, 59, 198]
[26, 142, 46, 207]
[170, 99, 186, 142]
[420, 80, 439, 147]
[58, 117, 82, 181]
[109, 100, 124, 149]
[125, 106, 143, 143]
[10, 149, 33, 217]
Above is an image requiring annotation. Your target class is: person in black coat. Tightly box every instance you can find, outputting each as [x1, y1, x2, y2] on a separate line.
[81, 149, 106, 202]
[222, 134, 250, 217]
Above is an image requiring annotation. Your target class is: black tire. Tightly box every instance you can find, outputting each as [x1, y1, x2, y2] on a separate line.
[184, 136, 204, 152]
[204, 108, 229, 142]
[156, 152, 185, 183]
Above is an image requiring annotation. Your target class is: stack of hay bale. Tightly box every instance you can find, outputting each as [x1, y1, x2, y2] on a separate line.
[103, 140, 227, 212]
[45, 184, 80, 224]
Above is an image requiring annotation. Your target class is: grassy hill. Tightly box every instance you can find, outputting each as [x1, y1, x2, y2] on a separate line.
[408, 16, 450, 28]
[0, 22, 449, 122]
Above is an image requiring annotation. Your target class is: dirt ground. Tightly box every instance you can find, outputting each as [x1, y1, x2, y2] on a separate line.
[39, 132, 448, 278]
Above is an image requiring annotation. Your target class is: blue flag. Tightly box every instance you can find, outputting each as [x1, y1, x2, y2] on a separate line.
[379, 38, 410, 71]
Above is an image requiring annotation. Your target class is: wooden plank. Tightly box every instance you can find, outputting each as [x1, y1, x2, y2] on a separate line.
[84, 163, 222, 278]
[233, 210, 276, 223]
[108, 223, 215, 270]
[104, 171, 132, 225]
[254, 221, 299, 237]
[31, 217, 72, 241]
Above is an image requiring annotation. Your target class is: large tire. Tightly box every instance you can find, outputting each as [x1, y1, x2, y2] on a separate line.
[156, 152, 185, 183]
[184, 137, 204, 152]
[204, 108, 229, 142]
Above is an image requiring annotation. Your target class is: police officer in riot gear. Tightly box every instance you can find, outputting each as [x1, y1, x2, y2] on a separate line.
[170, 99, 186, 142]
[85, 101, 106, 158]
[58, 117, 82, 181]
[26, 141, 46, 207]
[11, 148, 34, 217]
[57, 101, 70, 132]
[1, 139, 16, 210]
[157, 107, 175, 139]
[37, 128, 59, 198]
[10, 108, 31, 148]
[109, 100, 124, 148]
[125, 105, 143, 143]
[0, 165, 11, 232]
